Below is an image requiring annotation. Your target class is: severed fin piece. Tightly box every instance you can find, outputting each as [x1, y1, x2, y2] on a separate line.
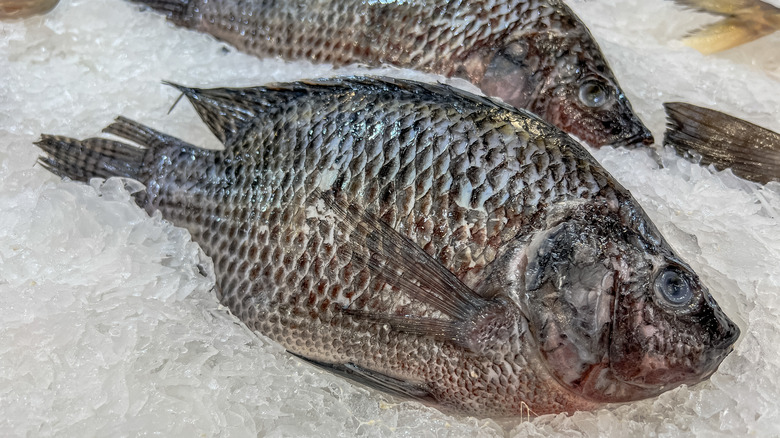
[663, 102, 780, 184]
[317, 189, 489, 323]
[670, 0, 780, 54]
[289, 352, 437, 404]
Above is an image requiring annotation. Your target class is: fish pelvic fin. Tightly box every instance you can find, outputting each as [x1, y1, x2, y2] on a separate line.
[670, 0, 780, 54]
[663, 102, 780, 184]
[289, 352, 437, 404]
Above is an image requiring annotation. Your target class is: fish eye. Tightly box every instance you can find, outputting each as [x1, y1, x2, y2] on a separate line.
[654, 268, 694, 306]
[578, 81, 609, 108]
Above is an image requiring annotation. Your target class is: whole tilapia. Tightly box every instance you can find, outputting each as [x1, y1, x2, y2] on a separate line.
[131, 0, 653, 149]
[35, 77, 737, 417]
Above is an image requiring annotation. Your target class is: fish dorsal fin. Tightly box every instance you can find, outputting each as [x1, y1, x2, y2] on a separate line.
[165, 82, 271, 147]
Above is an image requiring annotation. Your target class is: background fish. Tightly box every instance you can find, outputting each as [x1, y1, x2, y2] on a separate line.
[35, 77, 737, 417]
[663, 102, 780, 184]
[129, 0, 653, 149]
[0, 0, 59, 19]
[669, 0, 780, 54]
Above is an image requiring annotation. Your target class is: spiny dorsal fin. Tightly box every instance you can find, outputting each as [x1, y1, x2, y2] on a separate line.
[663, 102, 780, 184]
[166, 76, 530, 149]
[164, 82, 271, 147]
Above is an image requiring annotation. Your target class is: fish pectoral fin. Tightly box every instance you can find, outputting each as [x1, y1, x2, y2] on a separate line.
[318, 189, 490, 323]
[289, 352, 436, 403]
[663, 102, 780, 184]
[341, 308, 464, 346]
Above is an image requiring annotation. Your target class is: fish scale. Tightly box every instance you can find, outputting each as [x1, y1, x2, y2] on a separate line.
[35, 77, 739, 417]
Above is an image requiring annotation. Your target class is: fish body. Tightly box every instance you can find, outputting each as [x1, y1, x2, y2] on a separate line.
[36, 77, 738, 417]
[670, 0, 780, 54]
[664, 101, 780, 184]
[130, 0, 653, 149]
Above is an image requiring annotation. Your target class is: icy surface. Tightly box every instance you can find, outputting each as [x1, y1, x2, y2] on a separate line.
[1, 0, 779, 436]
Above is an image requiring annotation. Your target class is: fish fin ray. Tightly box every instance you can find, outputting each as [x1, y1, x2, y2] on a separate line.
[289, 352, 436, 403]
[34, 134, 146, 183]
[318, 189, 488, 322]
[682, 17, 777, 54]
[340, 308, 465, 345]
[670, 0, 780, 54]
[103, 115, 195, 150]
[163, 82, 260, 147]
[663, 102, 780, 184]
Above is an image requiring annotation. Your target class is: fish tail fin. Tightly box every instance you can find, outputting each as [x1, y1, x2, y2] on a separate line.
[670, 0, 780, 54]
[663, 102, 780, 184]
[35, 134, 146, 184]
[128, 0, 193, 26]
[35, 116, 194, 184]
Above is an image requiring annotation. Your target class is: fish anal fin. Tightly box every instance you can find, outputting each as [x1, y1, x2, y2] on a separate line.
[289, 352, 436, 403]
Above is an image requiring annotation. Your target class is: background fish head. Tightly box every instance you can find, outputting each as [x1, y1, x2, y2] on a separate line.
[517, 199, 739, 405]
[475, 32, 653, 148]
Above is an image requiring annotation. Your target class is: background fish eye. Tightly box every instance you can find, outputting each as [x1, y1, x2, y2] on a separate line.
[654, 267, 694, 306]
[578, 80, 609, 108]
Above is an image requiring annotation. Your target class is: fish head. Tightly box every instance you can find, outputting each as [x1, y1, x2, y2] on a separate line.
[600, 250, 741, 402]
[474, 31, 653, 148]
[518, 200, 739, 405]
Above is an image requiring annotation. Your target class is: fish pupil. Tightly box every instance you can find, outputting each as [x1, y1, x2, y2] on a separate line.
[656, 269, 693, 305]
[578, 81, 608, 108]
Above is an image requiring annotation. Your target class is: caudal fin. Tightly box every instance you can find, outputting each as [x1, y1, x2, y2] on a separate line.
[663, 102, 780, 184]
[35, 116, 193, 184]
[670, 0, 780, 54]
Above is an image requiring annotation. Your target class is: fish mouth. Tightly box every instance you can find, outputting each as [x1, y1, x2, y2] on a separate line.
[607, 130, 655, 148]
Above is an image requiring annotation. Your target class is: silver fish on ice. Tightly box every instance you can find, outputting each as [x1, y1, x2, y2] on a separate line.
[131, 0, 653, 148]
[35, 77, 738, 417]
